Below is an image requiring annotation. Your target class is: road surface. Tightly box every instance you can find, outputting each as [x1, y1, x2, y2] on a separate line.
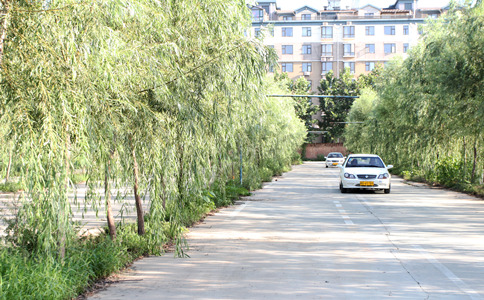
[86, 162, 484, 298]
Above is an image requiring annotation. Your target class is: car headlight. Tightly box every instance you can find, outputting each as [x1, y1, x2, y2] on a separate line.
[344, 173, 356, 179]
[378, 173, 389, 179]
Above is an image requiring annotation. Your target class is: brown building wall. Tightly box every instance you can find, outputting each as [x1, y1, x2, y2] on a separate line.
[303, 143, 348, 159]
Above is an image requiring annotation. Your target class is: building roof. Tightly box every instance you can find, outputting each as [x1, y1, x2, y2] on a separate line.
[359, 4, 381, 11]
[276, 10, 296, 15]
[295, 6, 319, 13]
[381, 9, 411, 13]
[320, 9, 357, 13]
[419, 7, 444, 11]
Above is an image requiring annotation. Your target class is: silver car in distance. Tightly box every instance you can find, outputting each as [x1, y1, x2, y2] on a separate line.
[325, 152, 345, 168]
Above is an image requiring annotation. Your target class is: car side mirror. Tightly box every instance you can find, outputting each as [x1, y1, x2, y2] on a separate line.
[386, 165, 393, 170]
[337, 165, 343, 169]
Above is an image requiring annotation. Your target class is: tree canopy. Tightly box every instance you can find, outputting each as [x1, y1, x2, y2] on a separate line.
[344, 2, 484, 185]
[0, 0, 306, 257]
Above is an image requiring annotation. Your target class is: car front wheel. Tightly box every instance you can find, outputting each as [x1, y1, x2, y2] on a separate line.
[340, 182, 347, 193]
[384, 185, 391, 194]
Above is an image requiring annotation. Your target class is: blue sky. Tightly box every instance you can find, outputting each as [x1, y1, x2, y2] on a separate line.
[275, 0, 451, 10]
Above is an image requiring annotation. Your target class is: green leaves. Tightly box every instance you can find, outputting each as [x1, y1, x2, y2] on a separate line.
[0, 0, 305, 258]
[344, 2, 484, 185]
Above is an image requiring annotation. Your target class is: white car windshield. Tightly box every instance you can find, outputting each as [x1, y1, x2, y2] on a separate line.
[346, 157, 385, 168]
[328, 153, 343, 158]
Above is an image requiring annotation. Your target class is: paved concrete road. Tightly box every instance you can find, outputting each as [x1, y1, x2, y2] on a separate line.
[90, 161, 484, 299]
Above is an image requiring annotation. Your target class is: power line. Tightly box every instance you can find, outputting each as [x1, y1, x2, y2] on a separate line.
[267, 94, 358, 98]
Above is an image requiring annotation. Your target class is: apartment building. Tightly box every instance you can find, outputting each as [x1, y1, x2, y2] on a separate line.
[251, 0, 447, 91]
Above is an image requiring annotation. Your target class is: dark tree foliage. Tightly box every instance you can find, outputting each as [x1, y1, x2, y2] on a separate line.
[317, 69, 358, 142]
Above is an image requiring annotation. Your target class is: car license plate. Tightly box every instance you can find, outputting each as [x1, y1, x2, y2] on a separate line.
[332, 162, 338, 166]
[360, 181, 374, 186]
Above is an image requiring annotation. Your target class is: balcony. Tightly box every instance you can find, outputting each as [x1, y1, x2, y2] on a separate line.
[258, 14, 417, 22]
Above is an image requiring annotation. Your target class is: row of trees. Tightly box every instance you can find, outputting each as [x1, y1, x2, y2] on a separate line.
[0, 0, 306, 257]
[345, 2, 483, 185]
[273, 68, 380, 143]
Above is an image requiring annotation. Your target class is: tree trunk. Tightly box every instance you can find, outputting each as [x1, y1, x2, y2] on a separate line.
[4, 145, 12, 183]
[60, 131, 70, 259]
[463, 137, 467, 180]
[0, 1, 11, 183]
[177, 140, 185, 208]
[471, 139, 478, 182]
[161, 173, 166, 209]
[131, 145, 145, 235]
[104, 151, 116, 240]
[0, 0, 11, 67]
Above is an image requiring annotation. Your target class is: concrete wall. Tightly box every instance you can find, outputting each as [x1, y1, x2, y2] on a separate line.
[303, 143, 348, 159]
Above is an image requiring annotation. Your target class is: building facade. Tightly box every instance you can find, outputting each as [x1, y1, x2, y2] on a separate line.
[251, 0, 447, 91]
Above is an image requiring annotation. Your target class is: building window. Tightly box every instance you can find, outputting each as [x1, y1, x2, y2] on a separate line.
[365, 26, 375, 36]
[308, 80, 312, 88]
[343, 44, 354, 56]
[403, 43, 409, 53]
[252, 10, 263, 22]
[283, 16, 293, 20]
[404, 3, 413, 10]
[321, 44, 333, 56]
[302, 45, 312, 54]
[302, 63, 312, 72]
[282, 45, 293, 54]
[343, 26, 355, 38]
[344, 62, 355, 73]
[403, 25, 409, 35]
[282, 27, 293, 37]
[365, 44, 375, 53]
[384, 26, 395, 35]
[281, 63, 293, 72]
[302, 27, 312, 37]
[302, 14, 312, 20]
[254, 28, 261, 38]
[321, 26, 333, 38]
[322, 62, 333, 73]
[384, 43, 396, 54]
[365, 62, 375, 71]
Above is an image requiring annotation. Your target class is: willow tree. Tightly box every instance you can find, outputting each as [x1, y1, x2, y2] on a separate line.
[0, 0, 305, 258]
[344, 2, 483, 184]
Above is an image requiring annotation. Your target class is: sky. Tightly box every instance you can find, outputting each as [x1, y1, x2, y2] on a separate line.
[274, 0, 451, 10]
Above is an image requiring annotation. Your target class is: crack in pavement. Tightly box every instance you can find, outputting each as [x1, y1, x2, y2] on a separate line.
[356, 195, 430, 300]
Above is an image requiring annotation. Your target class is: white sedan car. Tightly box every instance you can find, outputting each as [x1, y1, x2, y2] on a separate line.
[325, 152, 345, 168]
[339, 154, 393, 194]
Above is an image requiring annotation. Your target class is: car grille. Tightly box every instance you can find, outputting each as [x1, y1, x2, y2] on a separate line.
[357, 174, 377, 179]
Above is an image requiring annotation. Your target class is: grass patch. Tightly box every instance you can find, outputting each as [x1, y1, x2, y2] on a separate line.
[0, 174, 273, 299]
[0, 224, 161, 300]
[399, 170, 484, 199]
[71, 173, 88, 184]
[0, 182, 24, 193]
